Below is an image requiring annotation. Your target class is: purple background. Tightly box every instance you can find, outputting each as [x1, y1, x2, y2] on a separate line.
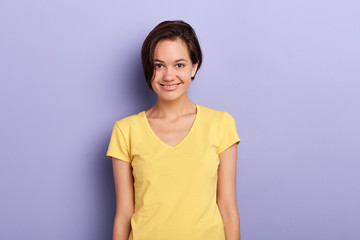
[1, 0, 359, 239]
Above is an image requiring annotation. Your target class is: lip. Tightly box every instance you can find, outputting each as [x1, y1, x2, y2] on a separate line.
[159, 83, 182, 91]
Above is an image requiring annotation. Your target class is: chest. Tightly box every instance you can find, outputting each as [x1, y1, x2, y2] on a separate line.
[130, 113, 222, 183]
[130, 130, 220, 185]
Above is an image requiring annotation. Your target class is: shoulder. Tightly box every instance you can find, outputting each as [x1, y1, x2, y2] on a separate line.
[114, 111, 143, 130]
[198, 104, 234, 122]
[198, 105, 238, 133]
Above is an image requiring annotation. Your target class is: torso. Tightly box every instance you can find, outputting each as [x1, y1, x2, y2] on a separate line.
[107, 104, 240, 239]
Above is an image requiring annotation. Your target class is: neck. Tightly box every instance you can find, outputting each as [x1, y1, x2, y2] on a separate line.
[149, 95, 196, 118]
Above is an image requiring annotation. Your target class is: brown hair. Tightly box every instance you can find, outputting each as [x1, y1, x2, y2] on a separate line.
[141, 20, 203, 91]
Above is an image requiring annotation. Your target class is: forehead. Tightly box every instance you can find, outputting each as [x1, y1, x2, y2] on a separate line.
[154, 39, 190, 60]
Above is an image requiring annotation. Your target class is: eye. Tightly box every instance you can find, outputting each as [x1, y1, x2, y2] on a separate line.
[176, 63, 184, 68]
[155, 64, 163, 68]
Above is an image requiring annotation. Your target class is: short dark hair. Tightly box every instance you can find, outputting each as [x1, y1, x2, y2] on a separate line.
[141, 20, 203, 91]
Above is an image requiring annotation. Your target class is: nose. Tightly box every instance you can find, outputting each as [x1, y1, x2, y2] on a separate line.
[163, 67, 176, 82]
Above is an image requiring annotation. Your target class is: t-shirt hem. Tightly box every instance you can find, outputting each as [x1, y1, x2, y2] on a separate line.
[106, 152, 131, 162]
[217, 137, 241, 154]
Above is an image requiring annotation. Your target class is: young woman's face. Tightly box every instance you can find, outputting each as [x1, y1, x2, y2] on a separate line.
[151, 39, 198, 102]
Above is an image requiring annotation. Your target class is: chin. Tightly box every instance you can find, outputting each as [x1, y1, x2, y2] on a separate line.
[158, 92, 186, 102]
[159, 95, 180, 102]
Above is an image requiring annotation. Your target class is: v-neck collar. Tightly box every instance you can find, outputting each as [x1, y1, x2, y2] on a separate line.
[141, 104, 200, 148]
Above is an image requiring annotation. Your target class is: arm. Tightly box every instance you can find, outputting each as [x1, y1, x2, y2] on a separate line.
[111, 157, 134, 240]
[217, 143, 241, 240]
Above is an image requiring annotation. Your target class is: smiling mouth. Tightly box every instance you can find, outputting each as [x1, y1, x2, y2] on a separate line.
[159, 83, 181, 87]
[159, 83, 182, 91]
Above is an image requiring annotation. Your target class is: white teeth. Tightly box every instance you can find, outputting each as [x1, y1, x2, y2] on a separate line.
[162, 84, 179, 87]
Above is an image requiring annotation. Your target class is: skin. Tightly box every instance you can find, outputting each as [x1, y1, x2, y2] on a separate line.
[111, 39, 240, 240]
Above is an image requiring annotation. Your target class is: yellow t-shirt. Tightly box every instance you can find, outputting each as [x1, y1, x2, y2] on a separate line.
[106, 104, 241, 240]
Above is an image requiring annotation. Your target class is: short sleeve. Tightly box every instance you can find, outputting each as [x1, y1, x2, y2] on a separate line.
[217, 112, 241, 154]
[106, 122, 131, 162]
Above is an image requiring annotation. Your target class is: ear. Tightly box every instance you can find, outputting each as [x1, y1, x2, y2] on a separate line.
[191, 62, 199, 78]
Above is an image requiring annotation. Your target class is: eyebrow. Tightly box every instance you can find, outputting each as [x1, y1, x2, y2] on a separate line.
[154, 59, 188, 63]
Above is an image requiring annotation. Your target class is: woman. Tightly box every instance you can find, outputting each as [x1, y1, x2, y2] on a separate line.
[106, 20, 241, 240]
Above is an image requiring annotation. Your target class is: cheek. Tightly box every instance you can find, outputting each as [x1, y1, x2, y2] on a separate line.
[178, 68, 193, 79]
